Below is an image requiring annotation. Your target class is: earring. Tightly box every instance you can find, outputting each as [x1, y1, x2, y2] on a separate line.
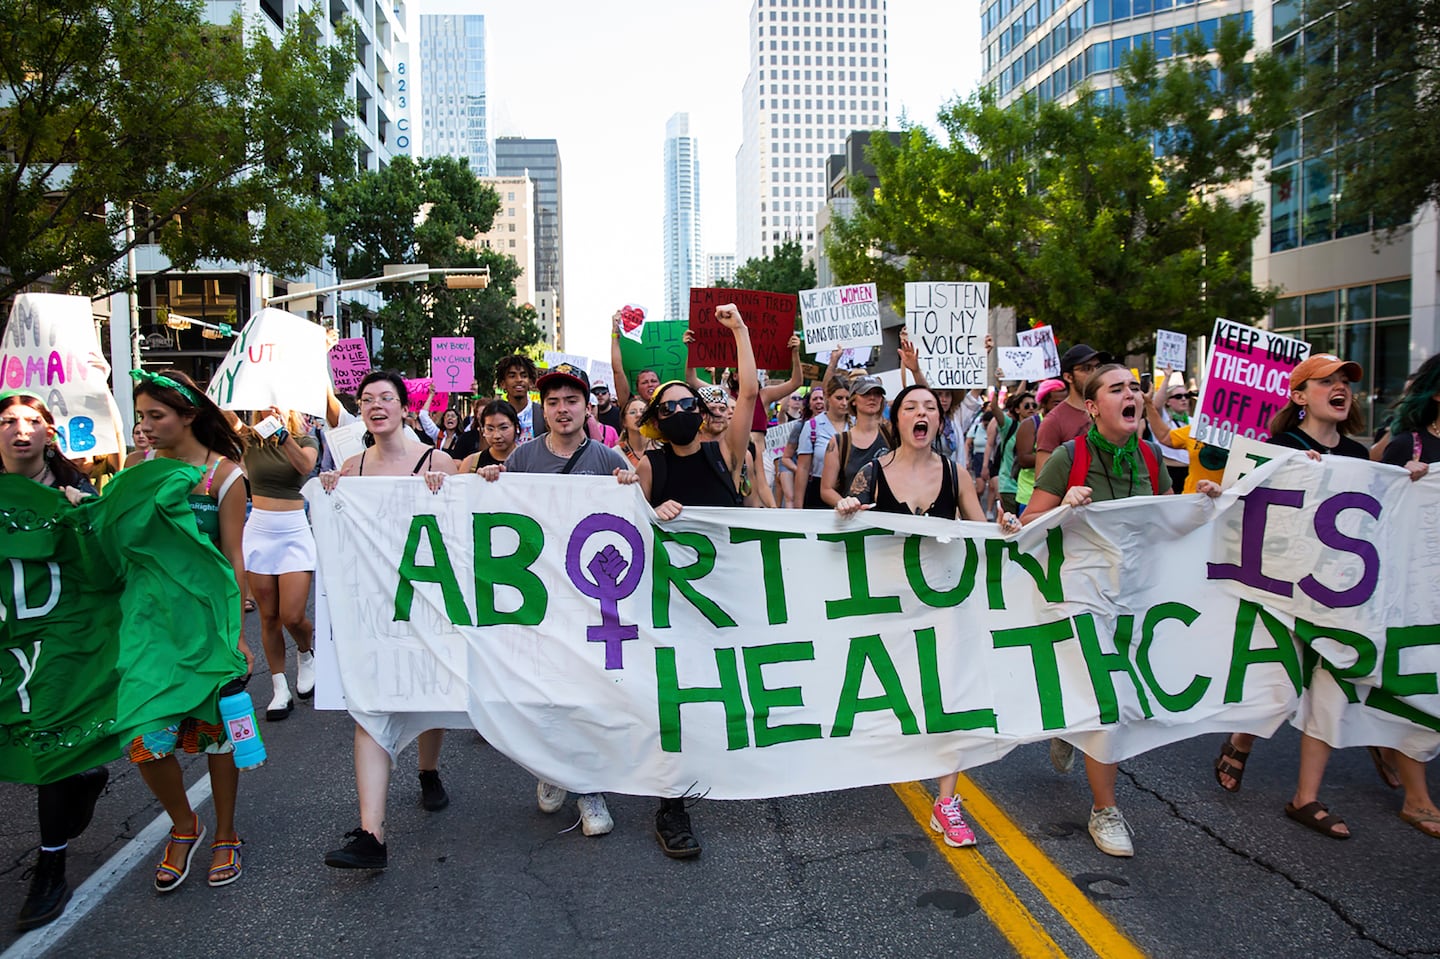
[1298, 408, 1306, 422]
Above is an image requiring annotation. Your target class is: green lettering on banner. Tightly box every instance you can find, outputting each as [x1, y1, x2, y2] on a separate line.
[742, 642, 823, 747]
[394, 516, 472, 625]
[655, 646, 749, 752]
[904, 536, 979, 608]
[992, 620, 1073, 729]
[831, 634, 920, 737]
[1363, 624, 1440, 732]
[1073, 613, 1153, 722]
[985, 527, 1065, 610]
[472, 513, 547, 626]
[1295, 619, 1378, 704]
[651, 528, 736, 629]
[730, 528, 808, 625]
[1137, 603, 1211, 713]
[915, 627, 997, 733]
[817, 528, 902, 619]
[1223, 600, 1302, 702]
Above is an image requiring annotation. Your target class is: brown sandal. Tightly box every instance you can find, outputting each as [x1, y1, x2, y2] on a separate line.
[1214, 738, 1250, 793]
[1284, 801, 1350, 839]
[1368, 746, 1402, 790]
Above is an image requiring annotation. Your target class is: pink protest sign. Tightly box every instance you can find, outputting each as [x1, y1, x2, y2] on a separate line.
[430, 337, 474, 392]
[403, 378, 448, 414]
[329, 338, 370, 394]
[1192, 318, 1311, 450]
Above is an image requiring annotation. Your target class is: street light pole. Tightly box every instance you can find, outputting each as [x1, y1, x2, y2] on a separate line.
[262, 267, 490, 309]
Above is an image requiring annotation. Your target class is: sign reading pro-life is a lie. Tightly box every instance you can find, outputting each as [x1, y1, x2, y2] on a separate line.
[904, 282, 990, 389]
[1192, 318, 1311, 450]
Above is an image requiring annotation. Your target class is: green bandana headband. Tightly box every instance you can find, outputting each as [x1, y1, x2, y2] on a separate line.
[130, 369, 202, 406]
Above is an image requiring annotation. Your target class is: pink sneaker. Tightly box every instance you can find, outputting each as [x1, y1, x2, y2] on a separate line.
[930, 797, 977, 848]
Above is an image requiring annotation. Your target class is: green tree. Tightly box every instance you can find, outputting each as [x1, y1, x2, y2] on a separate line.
[721, 240, 817, 297]
[1299, 0, 1439, 234]
[828, 22, 1293, 353]
[326, 154, 541, 375]
[0, 0, 355, 304]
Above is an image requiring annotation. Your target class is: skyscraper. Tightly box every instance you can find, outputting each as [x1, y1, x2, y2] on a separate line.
[495, 138, 564, 339]
[735, 0, 889, 264]
[664, 113, 702, 322]
[419, 14, 492, 175]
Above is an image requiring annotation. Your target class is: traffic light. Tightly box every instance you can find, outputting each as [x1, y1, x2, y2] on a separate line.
[444, 274, 489, 289]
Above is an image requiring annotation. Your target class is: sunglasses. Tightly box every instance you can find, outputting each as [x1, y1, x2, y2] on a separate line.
[658, 397, 699, 416]
[1019, 402, 1038, 411]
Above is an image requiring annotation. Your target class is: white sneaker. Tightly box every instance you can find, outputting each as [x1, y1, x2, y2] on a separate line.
[296, 651, 316, 700]
[1050, 738, 1075, 775]
[537, 781, 567, 814]
[1088, 806, 1134, 857]
[266, 674, 292, 721]
[577, 793, 614, 836]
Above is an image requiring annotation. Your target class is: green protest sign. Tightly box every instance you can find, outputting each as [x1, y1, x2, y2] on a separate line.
[618, 320, 688, 386]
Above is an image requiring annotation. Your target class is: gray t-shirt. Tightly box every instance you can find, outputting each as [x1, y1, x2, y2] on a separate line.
[505, 435, 630, 476]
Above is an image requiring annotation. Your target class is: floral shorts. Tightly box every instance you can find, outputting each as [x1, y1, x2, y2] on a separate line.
[127, 718, 232, 763]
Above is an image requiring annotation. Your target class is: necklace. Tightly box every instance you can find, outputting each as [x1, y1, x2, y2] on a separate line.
[545, 431, 587, 459]
[1428, 421, 1440, 439]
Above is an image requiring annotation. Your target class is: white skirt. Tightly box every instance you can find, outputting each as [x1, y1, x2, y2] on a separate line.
[243, 507, 316, 575]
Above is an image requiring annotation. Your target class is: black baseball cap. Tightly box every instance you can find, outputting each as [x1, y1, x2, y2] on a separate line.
[536, 363, 591, 397]
[1060, 344, 1113, 374]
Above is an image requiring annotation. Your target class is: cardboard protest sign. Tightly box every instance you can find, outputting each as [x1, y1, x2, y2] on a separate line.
[1155, 329, 1188, 371]
[617, 304, 648, 343]
[1192, 318, 1311, 450]
[543, 351, 592, 375]
[402, 378, 448, 414]
[0, 293, 125, 455]
[430, 338, 474, 393]
[1221, 435, 1298, 490]
[329, 338, 370, 394]
[619, 320, 688, 387]
[997, 346, 1048, 381]
[798, 283, 882, 353]
[323, 420, 370, 468]
[765, 421, 793, 456]
[904, 282, 990, 389]
[1016, 324, 1061, 379]
[688, 287, 796, 370]
[589, 359, 615, 391]
[205, 309, 329, 417]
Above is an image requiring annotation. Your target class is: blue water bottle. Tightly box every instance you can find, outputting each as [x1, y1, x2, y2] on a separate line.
[217, 679, 267, 771]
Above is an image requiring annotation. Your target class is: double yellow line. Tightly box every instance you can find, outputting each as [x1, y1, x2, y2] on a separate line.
[893, 777, 1146, 959]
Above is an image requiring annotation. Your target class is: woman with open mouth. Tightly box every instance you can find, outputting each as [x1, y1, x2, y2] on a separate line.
[834, 384, 1009, 851]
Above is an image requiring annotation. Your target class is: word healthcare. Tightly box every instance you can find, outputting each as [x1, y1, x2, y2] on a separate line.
[304, 458, 1440, 801]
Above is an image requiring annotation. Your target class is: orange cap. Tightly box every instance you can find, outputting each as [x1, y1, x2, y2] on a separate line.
[1289, 353, 1363, 390]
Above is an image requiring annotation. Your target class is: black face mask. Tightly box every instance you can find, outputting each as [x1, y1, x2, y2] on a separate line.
[658, 410, 702, 445]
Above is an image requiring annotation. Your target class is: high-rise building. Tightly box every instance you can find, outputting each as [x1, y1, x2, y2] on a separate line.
[495, 138, 564, 340]
[978, 0, 1438, 429]
[419, 14, 492, 175]
[466, 175, 536, 307]
[664, 113, 702, 321]
[735, 0, 889, 264]
[706, 253, 738, 288]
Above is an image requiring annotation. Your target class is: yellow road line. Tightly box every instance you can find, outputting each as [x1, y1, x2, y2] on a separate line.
[954, 773, 1148, 959]
[892, 781, 1067, 959]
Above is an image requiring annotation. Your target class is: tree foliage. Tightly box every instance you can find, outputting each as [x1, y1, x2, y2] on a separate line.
[827, 22, 1293, 354]
[1300, 0, 1440, 233]
[325, 154, 541, 376]
[0, 0, 355, 303]
[720, 240, 817, 297]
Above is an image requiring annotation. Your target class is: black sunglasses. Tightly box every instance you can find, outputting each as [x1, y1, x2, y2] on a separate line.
[658, 397, 699, 417]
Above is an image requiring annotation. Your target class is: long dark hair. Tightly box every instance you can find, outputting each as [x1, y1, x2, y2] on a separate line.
[0, 394, 89, 488]
[1391, 352, 1440, 435]
[133, 369, 244, 460]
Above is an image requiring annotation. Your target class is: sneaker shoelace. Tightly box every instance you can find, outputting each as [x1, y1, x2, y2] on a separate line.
[938, 800, 966, 826]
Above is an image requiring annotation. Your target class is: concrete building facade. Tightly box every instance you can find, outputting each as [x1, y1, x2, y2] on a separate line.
[495, 138, 565, 343]
[467, 175, 536, 308]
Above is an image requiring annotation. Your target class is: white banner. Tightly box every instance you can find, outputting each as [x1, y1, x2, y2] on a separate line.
[799, 284, 882, 353]
[205, 308, 329, 417]
[0, 294, 125, 456]
[904, 282, 991, 389]
[305, 458, 1440, 799]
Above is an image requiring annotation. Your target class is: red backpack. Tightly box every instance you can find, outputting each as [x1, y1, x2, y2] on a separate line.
[1066, 435, 1163, 495]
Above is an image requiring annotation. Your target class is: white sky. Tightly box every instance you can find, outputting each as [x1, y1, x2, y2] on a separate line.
[418, 0, 981, 363]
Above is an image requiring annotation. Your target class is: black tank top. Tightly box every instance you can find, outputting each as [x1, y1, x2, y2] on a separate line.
[870, 456, 958, 518]
[645, 442, 742, 508]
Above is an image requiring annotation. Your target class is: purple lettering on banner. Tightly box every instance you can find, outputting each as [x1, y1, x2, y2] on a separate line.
[1300, 492, 1382, 608]
[1207, 486, 1307, 596]
[565, 513, 646, 669]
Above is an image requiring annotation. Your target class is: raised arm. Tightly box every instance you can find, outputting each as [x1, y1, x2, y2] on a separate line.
[610, 310, 634, 407]
[717, 304, 758, 472]
[759, 334, 804, 405]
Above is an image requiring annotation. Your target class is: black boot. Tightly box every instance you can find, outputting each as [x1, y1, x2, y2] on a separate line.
[655, 798, 701, 859]
[418, 769, 449, 811]
[324, 829, 387, 870]
[16, 848, 70, 932]
[67, 766, 110, 839]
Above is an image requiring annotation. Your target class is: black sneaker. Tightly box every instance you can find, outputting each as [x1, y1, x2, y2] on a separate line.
[67, 766, 110, 839]
[418, 769, 449, 812]
[16, 848, 70, 931]
[324, 829, 387, 870]
[655, 798, 702, 859]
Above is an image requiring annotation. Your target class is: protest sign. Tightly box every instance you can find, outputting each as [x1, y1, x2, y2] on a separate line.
[323, 420, 369, 468]
[1016, 324, 1061, 379]
[765, 421, 793, 456]
[798, 283, 882, 354]
[1220, 435, 1297, 490]
[329, 338, 371, 394]
[815, 347, 871, 371]
[0, 293, 125, 456]
[301, 457, 1440, 799]
[402, 378, 448, 414]
[904, 282, 990, 389]
[688, 287, 796, 370]
[619, 320, 688, 386]
[543, 351, 593, 375]
[431, 338, 474, 393]
[205, 309, 329, 417]
[1192, 319, 1311, 450]
[1155, 329, 1188, 371]
[997, 347, 1048, 381]
[618, 304, 648, 343]
[590, 359, 615, 391]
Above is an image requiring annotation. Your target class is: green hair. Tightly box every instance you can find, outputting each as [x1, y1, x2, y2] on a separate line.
[1389, 353, 1440, 434]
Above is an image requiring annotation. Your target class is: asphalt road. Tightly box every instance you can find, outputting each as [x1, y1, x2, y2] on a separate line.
[3, 606, 1439, 959]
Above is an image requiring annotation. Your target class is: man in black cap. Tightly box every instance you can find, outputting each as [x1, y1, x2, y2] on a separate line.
[1035, 344, 1112, 476]
[592, 382, 622, 433]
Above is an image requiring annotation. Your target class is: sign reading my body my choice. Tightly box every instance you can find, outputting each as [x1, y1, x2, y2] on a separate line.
[905, 282, 991, 389]
[1192, 318, 1311, 450]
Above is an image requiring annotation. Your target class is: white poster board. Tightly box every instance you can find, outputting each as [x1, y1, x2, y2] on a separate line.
[997, 346, 1048, 381]
[904, 282, 991, 389]
[798, 283, 883, 353]
[1016, 325, 1061, 379]
[1155, 329, 1188, 371]
[205, 309, 329, 417]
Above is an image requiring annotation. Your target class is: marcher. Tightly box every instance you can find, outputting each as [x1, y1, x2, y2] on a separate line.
[592, 381, 622, 432]
[613, 395, 655, 467]
[609, 309, 661, 408]
[459, 399, 520, 471]
[819, 375, 892, 507]
[794, 376, 850, 509]
[1013, 379, 1066, 513]
[1034, 344, 1110, 475]
[495, 354, 542, 442]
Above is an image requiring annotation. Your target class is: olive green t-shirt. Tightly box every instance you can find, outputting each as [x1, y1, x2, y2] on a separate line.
[242, 435, 319, 500]
[1033, 438, 1172, 502]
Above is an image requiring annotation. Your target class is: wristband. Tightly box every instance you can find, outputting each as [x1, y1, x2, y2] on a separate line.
[274, 428, 289, 445]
